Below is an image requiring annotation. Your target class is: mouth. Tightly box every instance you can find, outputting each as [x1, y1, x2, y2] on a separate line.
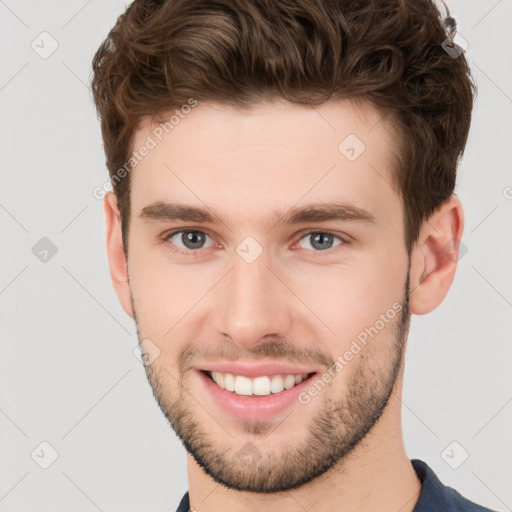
[196, 365, 319, 421]
[202, 370, 316, 397]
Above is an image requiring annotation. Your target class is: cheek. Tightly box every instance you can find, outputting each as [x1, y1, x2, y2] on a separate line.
[282, 254, 405, 345]
[130, 268, 174, 333]
[129, 244, 222, 347]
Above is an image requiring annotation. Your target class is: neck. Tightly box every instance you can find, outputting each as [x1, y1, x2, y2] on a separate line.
[186, 372, 421, 512]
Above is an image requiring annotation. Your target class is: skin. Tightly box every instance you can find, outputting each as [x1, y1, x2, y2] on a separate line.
[104, 99, 464, 512]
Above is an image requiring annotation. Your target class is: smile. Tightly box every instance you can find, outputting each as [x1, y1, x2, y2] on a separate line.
[206, 371, 312, 396]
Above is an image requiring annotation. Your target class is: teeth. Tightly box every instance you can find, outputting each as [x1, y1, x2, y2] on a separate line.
[270, 375, 285, 393]
[224, 372, 235, 392]
[252, 376, 271, 396]
[209, 371, 309, 396]
[234, 376, 252, 395]
[212, 371, 225, 389]
[283, 375, 296, 389]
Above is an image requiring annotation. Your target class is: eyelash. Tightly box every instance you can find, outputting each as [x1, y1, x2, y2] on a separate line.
[162, 228, 348, 256]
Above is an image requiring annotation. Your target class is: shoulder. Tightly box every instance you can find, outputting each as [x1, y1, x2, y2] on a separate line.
[175, 491, 190, 512]
[411, 459, 497, 512]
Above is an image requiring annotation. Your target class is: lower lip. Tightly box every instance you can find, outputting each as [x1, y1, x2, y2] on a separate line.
[198, 370, 316, 421]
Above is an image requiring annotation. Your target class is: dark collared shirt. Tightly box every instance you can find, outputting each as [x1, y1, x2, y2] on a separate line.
[175, 459, 497, 511]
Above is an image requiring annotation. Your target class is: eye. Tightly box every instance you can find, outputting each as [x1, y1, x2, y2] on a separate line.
[163, 229, 346, 255]
[165, 230, 215, 253]
[297, 231, 345, 251]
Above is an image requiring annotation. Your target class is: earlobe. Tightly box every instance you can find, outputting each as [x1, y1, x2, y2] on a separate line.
[409, 195, 465, 315]
[104, 192, 134, 318]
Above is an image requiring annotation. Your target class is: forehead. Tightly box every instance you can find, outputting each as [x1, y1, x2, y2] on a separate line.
[134, 98, 394, 162]
[128, 99, 400, 227]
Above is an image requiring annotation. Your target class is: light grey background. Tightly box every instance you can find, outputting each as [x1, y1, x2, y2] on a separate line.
[1, 1, 511, 510]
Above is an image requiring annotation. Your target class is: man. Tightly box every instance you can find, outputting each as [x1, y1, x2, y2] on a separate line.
[91, 0, 495, 510]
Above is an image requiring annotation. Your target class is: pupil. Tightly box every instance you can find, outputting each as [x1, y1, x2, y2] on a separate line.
[312, 233, 332, 250]
[183, 231, 204, 249]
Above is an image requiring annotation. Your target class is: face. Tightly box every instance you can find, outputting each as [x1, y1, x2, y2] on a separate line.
[122, 99, 412, 492]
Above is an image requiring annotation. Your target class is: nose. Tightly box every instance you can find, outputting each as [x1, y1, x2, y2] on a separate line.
[213, 248, 293, 350]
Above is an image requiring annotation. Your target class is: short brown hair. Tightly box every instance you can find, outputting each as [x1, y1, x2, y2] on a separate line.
[91, 0, 475, 255]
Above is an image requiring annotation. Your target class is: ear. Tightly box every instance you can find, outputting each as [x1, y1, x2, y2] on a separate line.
[104, 192, 134, 318]
[409, 195, 465, 315]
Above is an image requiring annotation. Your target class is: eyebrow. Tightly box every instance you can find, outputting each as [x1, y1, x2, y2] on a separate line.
[140, 201, 377, 229]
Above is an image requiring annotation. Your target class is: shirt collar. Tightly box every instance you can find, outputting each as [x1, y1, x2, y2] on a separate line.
[176, 459, 476, 512]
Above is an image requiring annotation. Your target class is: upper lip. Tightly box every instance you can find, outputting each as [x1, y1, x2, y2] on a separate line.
[196, 361, 318, 378]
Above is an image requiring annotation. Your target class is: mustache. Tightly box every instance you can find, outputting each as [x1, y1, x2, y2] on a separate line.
[178, 337, 333, 372]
